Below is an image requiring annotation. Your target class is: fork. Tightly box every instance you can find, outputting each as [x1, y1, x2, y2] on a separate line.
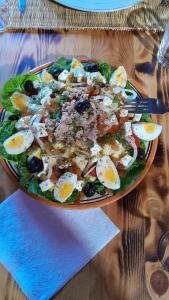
[124, 97, 169, 114]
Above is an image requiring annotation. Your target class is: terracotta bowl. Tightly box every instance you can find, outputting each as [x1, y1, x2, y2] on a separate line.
[0, 60, 158, 209]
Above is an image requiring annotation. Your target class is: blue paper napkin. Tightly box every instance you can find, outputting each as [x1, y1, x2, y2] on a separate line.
[0, 190, 119, 300]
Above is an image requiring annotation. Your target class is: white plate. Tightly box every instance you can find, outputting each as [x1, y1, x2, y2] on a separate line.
[53, 0, 142, 12]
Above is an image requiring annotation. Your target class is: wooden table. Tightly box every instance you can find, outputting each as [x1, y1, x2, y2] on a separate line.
[0, 30, 169, 300]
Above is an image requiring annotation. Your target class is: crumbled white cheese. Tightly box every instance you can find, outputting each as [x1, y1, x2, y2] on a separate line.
[73, 68, 85, 83]
[58, 70, 70, 82]
[133, 114, 142, 122]
[15, 116, 30, 129]
[39, 179, 55, 192]
[33, 123, 48, 138]
[103, 141, 124, 158]
[90, 143, 102, 157]
[33, 80, 41, 89]
[28, 103, 42, 112]
[102, 96, 113, 112]
[76, 180, 84, 191]
[102, 144, 114, 156]
[29, 114, 42, 125]
[73, 156, 88, 172]
[124, 122, 132, 136]
[120, 154, 133, 168]
[40, 95, 51, 106]
[87, 72, 106, 85]
[110, 113, 118, 125]
[119, 109, 128, 117]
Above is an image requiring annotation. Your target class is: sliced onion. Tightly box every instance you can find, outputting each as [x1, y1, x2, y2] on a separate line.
[46, 164, 53, 179]
[35, 136, 45, 150]
[125, 136, 138, 169]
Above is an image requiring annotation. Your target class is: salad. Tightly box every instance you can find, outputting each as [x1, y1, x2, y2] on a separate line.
[0, 57, 162, 205]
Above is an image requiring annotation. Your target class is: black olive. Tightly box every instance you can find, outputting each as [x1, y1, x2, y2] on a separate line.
[137, 148, 145, 160]
[49, 67, 63, 80]
[24, 80, 38, 96]
[24, 80, 34, 92]
[84, 63, 99, 72]
[8, 115, 19, 121]
[28, 156, 43, 173]
[74, 100, 91, 114]
[82, 182, 96, 197]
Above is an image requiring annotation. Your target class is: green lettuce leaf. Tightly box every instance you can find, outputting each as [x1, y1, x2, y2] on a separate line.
[117, 159, 146, 192]
[0, 119, 17, 143]
[98, 61, 112, 81]
[17, 153, 31, 188]
[125, 81, 133, 90]
[48, 57, 71, 75]
[141, 113, 154, 123]
[1, 73, 39, 113]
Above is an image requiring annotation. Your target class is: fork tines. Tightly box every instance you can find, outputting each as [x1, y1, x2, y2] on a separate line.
[124, 99, 149, 113]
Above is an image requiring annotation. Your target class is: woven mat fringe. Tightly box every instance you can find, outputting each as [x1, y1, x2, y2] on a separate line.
[1, 0, 169, 31]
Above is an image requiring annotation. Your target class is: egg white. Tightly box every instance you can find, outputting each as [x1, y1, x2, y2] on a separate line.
[96, 156, 120, 190]
[109, 66, 127, 88]
[54, 172, 77, 203]
[132, 122, 162, 141]
[3, 130, 34, 155]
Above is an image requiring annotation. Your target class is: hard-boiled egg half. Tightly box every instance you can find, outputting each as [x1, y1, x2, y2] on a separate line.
[96, 156, 120, 190]
[54, 172, 77, 203]
[132, 122, 162, 141]
[3, 130, 34, 155]
[70, 58, 84, 71]
[10, 92, 30, 111]
[109, 66, 127, 88]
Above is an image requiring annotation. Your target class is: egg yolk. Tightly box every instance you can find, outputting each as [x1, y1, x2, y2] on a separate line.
[103, 168, 116, 184]
[11, 94, 28, 111]
[143, 123, 156, 134]
[6, 135, 24, 149]
[59, 182, 74, 200]
[116, 72, 124, 84]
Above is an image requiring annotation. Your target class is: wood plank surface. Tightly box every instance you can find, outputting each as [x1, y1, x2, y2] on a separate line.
[0, 30, 169, 300]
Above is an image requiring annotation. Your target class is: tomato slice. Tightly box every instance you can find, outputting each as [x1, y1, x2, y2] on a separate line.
[131, 130, 140, 148]
[89, 167, 97, 177]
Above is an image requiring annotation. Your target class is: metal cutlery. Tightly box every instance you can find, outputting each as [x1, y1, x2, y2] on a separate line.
[124, 97, 169, 114]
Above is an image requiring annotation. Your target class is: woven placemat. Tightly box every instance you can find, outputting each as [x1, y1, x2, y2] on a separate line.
[0, 0, 169, 31]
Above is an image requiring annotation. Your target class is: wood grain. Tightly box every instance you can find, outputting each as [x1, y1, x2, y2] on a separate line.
[0, 30, 169, 300]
